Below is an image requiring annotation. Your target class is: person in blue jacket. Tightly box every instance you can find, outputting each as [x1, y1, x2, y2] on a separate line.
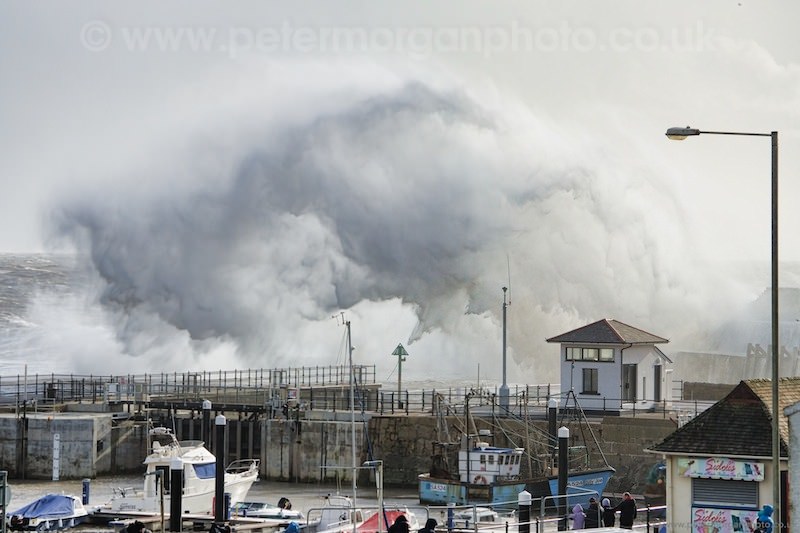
[755, 505, 774, 533]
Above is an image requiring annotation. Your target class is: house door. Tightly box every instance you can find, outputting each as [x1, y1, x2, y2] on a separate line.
[653, 364, 662, 402]
[622, 364, 637, 402]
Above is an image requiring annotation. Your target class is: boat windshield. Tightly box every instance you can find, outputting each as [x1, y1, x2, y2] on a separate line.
[194, 462, 216, 479]
[151, 433, 178, 448]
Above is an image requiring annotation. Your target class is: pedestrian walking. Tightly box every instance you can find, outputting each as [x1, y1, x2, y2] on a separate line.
[614, 492, 637, 529]
[570, 503, 586, 530]
[584, 497, 600, 528]
[601, 498, 615, 527]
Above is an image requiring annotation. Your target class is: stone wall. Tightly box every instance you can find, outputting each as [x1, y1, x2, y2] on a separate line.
[0, 409, 680, 494]
[0, 413, 113, 479]
[260, 413, 678, 495]
[681, 382, 736, 401]
[595, 416, 676, 493]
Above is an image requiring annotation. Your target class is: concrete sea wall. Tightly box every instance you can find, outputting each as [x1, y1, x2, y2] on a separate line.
[0, 410, 677, 496]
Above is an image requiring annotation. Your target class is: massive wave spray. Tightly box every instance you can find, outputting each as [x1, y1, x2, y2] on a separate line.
[38, 65, 750, 381]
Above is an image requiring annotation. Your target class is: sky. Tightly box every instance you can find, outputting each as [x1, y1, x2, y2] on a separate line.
[1, 2, 799, 384]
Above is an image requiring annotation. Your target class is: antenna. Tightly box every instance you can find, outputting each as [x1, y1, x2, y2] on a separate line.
[506, 253, 512, 306]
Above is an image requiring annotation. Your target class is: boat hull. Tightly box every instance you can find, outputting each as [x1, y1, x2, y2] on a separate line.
[418, 468, 615, 508]
[106, 471, 257, 514]
[7, 515, 88, 532]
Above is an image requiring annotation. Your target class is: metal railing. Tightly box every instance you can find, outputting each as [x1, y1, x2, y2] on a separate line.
[0, 366, 376, 406]
[425, 498, 667, 533]
[0, 368, 713, 419]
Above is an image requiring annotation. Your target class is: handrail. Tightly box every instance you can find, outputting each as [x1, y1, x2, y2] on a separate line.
[0, 368, 715, 419]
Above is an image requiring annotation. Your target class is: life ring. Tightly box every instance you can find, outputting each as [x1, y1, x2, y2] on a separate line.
[473, 475, 489, 485]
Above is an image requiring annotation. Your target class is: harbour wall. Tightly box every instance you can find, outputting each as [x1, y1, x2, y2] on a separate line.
[0, 409, 677, 496]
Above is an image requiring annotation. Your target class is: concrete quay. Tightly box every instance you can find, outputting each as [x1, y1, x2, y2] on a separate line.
[0, 402, 678, 497]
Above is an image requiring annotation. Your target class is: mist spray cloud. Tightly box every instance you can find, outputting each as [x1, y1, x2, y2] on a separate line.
[44, 64, 748, 382]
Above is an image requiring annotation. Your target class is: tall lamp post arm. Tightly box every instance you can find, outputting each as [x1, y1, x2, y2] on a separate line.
[666, 126, 780, 530]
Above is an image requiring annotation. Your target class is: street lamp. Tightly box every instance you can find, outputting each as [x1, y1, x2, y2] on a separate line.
[666, 126, 780, 527]
[499, 287, 510, 411]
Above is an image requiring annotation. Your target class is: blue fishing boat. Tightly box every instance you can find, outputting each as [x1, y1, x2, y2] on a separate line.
[418, 436, 614, 508]
[418, 389, 614, 508]
[419, 290, 615, 508]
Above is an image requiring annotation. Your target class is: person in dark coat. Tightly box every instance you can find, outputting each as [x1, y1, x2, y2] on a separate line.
[121, 521, 151, 533]
[278, 497, 292, 510]
[614, 492, 637, 529]
[388, 515, 410, 533]
[584, 497, 600, 528]
[601, 498, 615, 527]
[419, 518, 437, 533]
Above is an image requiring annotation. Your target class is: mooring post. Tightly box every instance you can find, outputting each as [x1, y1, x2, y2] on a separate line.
[81, 478, 90, 505]
[518, 489, 531, 533]
[447, 502, 455, 533]
[202, 400, 212, 448]
[170, 458, 183, 532]
[557, 426, 569, 531]
[214, 414, 227, 523]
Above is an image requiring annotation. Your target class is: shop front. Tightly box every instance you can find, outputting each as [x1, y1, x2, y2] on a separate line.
[678, 457, 765, 533]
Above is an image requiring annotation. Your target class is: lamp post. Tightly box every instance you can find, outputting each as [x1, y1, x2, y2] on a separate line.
[499, 287, 510, 411]
[666, 126, 780, 527]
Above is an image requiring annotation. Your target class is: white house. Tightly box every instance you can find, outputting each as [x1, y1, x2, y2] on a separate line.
[546, 319, 673, 411]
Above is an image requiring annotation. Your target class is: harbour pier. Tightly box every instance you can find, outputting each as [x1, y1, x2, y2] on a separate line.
[0, 367, 716, 496]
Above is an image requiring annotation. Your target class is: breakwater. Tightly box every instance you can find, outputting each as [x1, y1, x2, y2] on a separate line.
[0, 367, 709, 497]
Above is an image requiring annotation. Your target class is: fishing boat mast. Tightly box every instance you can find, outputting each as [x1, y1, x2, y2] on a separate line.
[346, 318, 357, 533]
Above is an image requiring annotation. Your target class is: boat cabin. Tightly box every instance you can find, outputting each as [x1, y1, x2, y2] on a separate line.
[459, 441, 524, 485]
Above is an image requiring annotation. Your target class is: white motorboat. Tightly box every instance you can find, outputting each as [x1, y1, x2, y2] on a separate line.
[6, 493, 89, 531]
[307, 494, 419, 533]
[450, 506, 505, 529]
[103, 426, 259, 514]
[231, 500, 304, 520]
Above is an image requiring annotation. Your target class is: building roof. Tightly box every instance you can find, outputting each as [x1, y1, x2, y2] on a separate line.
[647, 378, 799, 459]
[546, 319, 669, 345]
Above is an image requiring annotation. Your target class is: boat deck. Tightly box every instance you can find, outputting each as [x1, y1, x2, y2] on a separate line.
[90, 510, 292, 532]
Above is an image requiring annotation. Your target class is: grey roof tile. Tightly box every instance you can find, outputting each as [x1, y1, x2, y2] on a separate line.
[546, 319, 668, 345]
[647, 378, 799, 458]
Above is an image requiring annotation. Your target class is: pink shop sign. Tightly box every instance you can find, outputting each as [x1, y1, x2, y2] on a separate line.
[693, 507, 760, 533]
[679, 457, 764, 481]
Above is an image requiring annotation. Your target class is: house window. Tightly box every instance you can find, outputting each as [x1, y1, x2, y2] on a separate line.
[566, 347, 615, 362]
[582, 368, 599, 394]
[582, 348, 599, 361]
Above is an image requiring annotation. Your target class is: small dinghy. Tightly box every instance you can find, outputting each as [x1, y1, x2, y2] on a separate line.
[6, 493, 89, 531]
